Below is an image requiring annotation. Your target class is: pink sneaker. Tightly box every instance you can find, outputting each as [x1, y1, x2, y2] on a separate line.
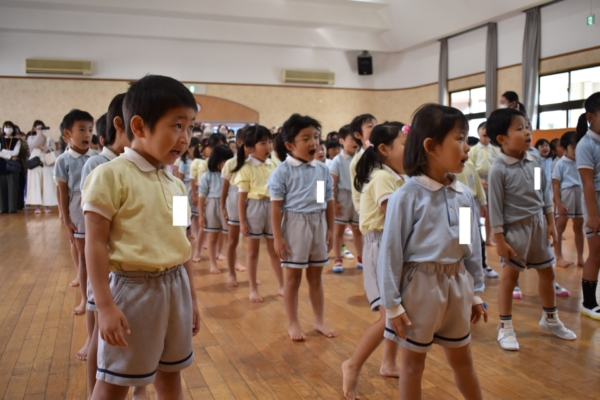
[555, 283, 570, 297]
[512, 287, 523, 299]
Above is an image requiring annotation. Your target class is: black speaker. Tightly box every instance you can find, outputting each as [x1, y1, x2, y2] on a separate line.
[358, 51, 373, 75]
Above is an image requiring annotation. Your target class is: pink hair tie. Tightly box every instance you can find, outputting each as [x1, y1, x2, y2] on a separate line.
[402, 125, 411, 134]
[365, 140, 374, 148]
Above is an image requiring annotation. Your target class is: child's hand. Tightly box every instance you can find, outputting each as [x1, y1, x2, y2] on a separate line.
[496, 237, 516, 261]
[274, 236, 290, 260]
[389, 312, 412, 340]
[481, 179, 488, 190]
[326, 229, 333, 252]
[587, 215, 600, 236]
[240, 221, 250, 236]
[63, 219, 76, 243]
[199, 216, 206, 228]
[557, 203, 568, 218]
[471, 304, 488, 324]
[192, 193, 198, 205]
[480, 205, 487, 218]
[191, 302, 201, 336]
[547, 224, 557, 247]
[98, 304, 130, 347]
[334, 202, 343, 218]
[221, 208, 228, 223]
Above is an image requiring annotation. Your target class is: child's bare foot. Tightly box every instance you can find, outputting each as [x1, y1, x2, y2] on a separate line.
[556, 258, 573, 268]
[342, 359, 360, 400]
[379, 363, 401, 378]
[192, 253, 201, 263]
[217, 254, 226, 261]
[227, 275, 238, 287]
[257, 279, 263, 286]
[235, 263, 247, 272]
[75, 340, 89, 361]
[314, 323, 338, 338]
[249, 289, 263, 302]
[72, 301, 86, 316]
[209, 265, 221, 274]
[133, 386, 149, 400]
[288, 322, 307, 341]
[485, 240, 496, 247]
[69, 278, 80, 287]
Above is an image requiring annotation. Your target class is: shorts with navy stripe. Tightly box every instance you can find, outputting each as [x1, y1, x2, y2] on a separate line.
[334, 189, 359, 226]
[96, 265, 194, 387]
[501, 210, 554, 271]
[363, 231, 382, 311]
[69, 191, 85, 239]
[226, 185, 240, 225]
[583, 190, 600, 238]
[384, 261, 473, 353]
[281, 210, 329, 268]
[86, 280, 97, 312]
[203, 197, 228, 233]
[555, 186, 583, 219]
[245, 198, 273, 238]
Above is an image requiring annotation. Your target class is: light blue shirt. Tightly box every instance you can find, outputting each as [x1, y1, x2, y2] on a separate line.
[198, 170, 222, 198]
[80, 147, 117, 191]
[552, 156, 581, 189]
[54, 148, 97, 193]
[376, 175, 483, 314]
[541, 157, 553, 189]
[178, 159, 192, 183]
[268, 155, 334, 213]
[576, 129, 600, 191]
[328, 150, 354, 191]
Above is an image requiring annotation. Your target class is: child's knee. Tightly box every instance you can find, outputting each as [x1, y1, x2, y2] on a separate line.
[403, 354, 426, 376]
[537, 266, 555, 280]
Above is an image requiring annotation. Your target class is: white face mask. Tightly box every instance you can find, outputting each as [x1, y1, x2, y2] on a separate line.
[499, 104, 508, 109]
[3, 127, 13, 135]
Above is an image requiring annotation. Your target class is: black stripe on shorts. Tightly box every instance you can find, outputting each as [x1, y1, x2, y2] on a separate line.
[384, 328, 434, 347]
[159, 351, 194, 366]
[434, 332, 471, 342]
[97, 368, 156, 379]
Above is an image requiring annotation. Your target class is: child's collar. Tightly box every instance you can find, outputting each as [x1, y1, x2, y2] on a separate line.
[100, 147, 118, 161]
[248, 155, 271, 166]
[498, 150, 533, 165]
[121, 147, 174, 180]
[587, 128, 600, 142]
[381, 164, 404, 182]
[286, 155, 317, 167]
[340, 149, 353, 159]
[67, 147, 95, 159]
[412, 174, 463, 193]
[562, 155, 575, 162]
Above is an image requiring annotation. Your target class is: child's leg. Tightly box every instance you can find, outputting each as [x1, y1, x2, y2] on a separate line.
[498, 266, 520, 350]
[73, 238, 87, 315]
[266, 238, 284, 296]
[333, 223, 345, 271]
[581, 235, 600, 318]
[350, 226, 363, 266]
[306, 266, 337, 338]
[536, 266, 556, 309]
[226, 225, 242, 287]
[484, 215, 495, 246]
[246, 238, 262, 302]
[87, 312, 98, 399]
[192, 227, 206, 262]
[132, 386, 149, 400]
[555, 216, 572, 268]
[191, 215, 199, 239]
[76, 309, 94, 361]
[207, 232, 221, 274]
[537, 266, 577, 339]
[217, 232, 225, 261]
[69, 240, 80, 287]
[399, 347, 427, 400]
[284, 267, 304, 341]
[443, 344, 483, 400]
[153, 370, 182, 400]
[572, 218, 585, 266]
[90, 381, 129, 400]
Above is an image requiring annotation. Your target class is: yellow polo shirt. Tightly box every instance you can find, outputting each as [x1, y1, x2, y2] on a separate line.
[82, 147, 191, 272]
[349, 148, 364, 210]
[190, 158, 208, 186]
[359, 165, 405, 234]
[232, 155, 275, 200]
[221, 157, 241, 184]
[457, 159, 486, 205]
[470, 143, 500, 175]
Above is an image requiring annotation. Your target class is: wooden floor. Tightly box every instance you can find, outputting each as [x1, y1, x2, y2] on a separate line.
[0, 209, 599, 400]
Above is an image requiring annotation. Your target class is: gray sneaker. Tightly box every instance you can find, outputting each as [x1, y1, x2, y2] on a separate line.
[539, 315, 577, 340]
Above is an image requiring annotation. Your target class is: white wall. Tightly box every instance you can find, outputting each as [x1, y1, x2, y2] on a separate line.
[497, 13, 525, 67]
[448, 27, 486, 79]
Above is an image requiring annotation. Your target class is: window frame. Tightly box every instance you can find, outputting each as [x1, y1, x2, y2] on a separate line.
[449, 85, 486, 121]
[537, 64, 600, 129]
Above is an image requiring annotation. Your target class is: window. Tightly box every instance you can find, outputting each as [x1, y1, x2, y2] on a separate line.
[450, 86, 486, 137]
[537, 65, 600, 129]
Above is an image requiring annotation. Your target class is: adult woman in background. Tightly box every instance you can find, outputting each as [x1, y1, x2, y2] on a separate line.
[14, 125, 29, 210]
[26, 120, 57, 214]
[0, 121, 22, 213]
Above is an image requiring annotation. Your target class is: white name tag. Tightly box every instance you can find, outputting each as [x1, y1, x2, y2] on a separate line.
[534, 167, 541, 190]
[459, 207, 471, 245]
[316, 181, 325, 203]
[172, 196, 188, 226]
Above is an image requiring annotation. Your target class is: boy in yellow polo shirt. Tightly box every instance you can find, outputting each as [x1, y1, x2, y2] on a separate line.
[83, 75, 200, 400]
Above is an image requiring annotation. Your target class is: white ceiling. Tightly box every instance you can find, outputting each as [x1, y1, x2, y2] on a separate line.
[0, 0, 555, 53]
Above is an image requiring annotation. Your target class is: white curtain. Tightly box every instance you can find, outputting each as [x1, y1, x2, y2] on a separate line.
[522, 7, 541, 124]
[485, 23, 498, 117]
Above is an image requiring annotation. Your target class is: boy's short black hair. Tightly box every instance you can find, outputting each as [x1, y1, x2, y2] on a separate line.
[338, 124, 352, 140]
[486, 108, 526, 147]
[350, 114, 376, 136]
[62, 109, 94, 131]
[467, 136, 480, 147]
[95, 113, 107, 141]
[123, 75, 197, 141]
[106, 93, 126, 146]
[477, 121, 486, 131]
[91, 134, 99, 145]
[560, 131, 577, 150]
[326, 138, 340, 151]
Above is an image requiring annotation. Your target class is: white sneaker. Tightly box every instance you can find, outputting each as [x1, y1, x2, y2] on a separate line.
[539, 315, 577, 340]
[554, 283, 570, 297]
[332, 260, 344, 273]
[483, 266, 499, 278]
[497, 326, 519, 351]
[580, 304, 600, 320]
[344, 227, 353, 236]
[342, 248, 355, 260]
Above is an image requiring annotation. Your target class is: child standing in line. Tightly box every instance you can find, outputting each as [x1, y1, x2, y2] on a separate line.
[84, 75, 199, 400]
[316, 139, 327, 164]
[486, 108, 576, 351]
[269, 114, 337, 341]
[329, 126, 362, 273]
[199, 145, 234, 274]
[575, 92, 600, 320]
[341, 122, 405, 400]
[221, 127, 248, 287]
[177, 136, 201, 240]
[326, 137, 341, 164]
[233, 125, 284, 302]
[378, 104, 487, 400]
[552, 131, 585, 268]
[349, 114, 377, 212]
[536, 138, 554, 188]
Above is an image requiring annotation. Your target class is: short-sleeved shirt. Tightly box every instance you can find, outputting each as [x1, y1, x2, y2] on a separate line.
[178, 159, 192, 183]
[198, 170, 223, 198]
[54, 148, 97, 192]
[470, 142, 500, 175]
[349, 148, 365, 210]
[328, 149, 355, 191]
[190, 158, 208, 186]
[221, 157, 242, 184]
[552, 156, 581, 189]
[81, 147, 117, 192]
[233, 156, 275, 200]
[576, 129, 600, 191]
[359, 164, 405, 234]
[268, 155, 334, 213]
[457, 159, 486, 206]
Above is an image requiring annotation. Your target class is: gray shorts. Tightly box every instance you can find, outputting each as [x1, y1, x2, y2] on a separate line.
[335, 189, 359, 226]
[384, 261, 473, 353]
[245, 198, 273, 238]
[96, 265, 194, 387]
[203, 197, 227, 233]
[583, 190, 600, 238]
[86, 281, 96, 312]
[555, 186, 583, 219]
[502, 210, 554, 271]
[69, 191, 85, 239]
[185, 181, 198, 217]
[226, 185, 239, 225]
[363, 232, 382, 311]
[281, 211, 329, 268]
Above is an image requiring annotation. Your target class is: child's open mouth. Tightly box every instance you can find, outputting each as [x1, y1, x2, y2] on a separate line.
[308, 149, 316, 156]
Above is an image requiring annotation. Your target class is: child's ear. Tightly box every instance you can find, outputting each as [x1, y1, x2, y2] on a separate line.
[496, 134, 507, 146]
[423, 137, 436, 155]
[130, 116, 146, 139]
[377, 143, 388, 157]
[284, 141, 294, 153]
[113, 116, 125, 133]
[353, 132, 362, 141]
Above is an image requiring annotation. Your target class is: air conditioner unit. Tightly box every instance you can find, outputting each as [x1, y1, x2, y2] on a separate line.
[281, 70, 334, 85]
[25, 59, 93, 75]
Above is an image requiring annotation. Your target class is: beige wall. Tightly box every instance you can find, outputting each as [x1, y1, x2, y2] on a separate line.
[1, 46, 598, 140]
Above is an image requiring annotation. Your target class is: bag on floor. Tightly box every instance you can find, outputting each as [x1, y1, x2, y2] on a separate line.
[27, 156, 42, 170]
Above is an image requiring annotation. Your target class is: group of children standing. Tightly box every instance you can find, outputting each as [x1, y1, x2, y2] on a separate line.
[50, 74, 600, 400]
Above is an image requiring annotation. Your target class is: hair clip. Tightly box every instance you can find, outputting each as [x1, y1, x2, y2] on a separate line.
[365, 140, 374, 148]
[402, 125, 411, 135]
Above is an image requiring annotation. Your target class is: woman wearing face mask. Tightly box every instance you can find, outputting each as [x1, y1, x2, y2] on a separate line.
[499, 91, 528, 115]
[26, 120, 57, 214]
[0, 121, 22, 213]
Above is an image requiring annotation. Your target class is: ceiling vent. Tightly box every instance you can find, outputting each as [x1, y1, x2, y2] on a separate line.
[25, 59, 93, 75]
[281, 70, 334, 85]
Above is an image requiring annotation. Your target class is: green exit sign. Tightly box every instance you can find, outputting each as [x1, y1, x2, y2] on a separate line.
[588, 14, 595, 26]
